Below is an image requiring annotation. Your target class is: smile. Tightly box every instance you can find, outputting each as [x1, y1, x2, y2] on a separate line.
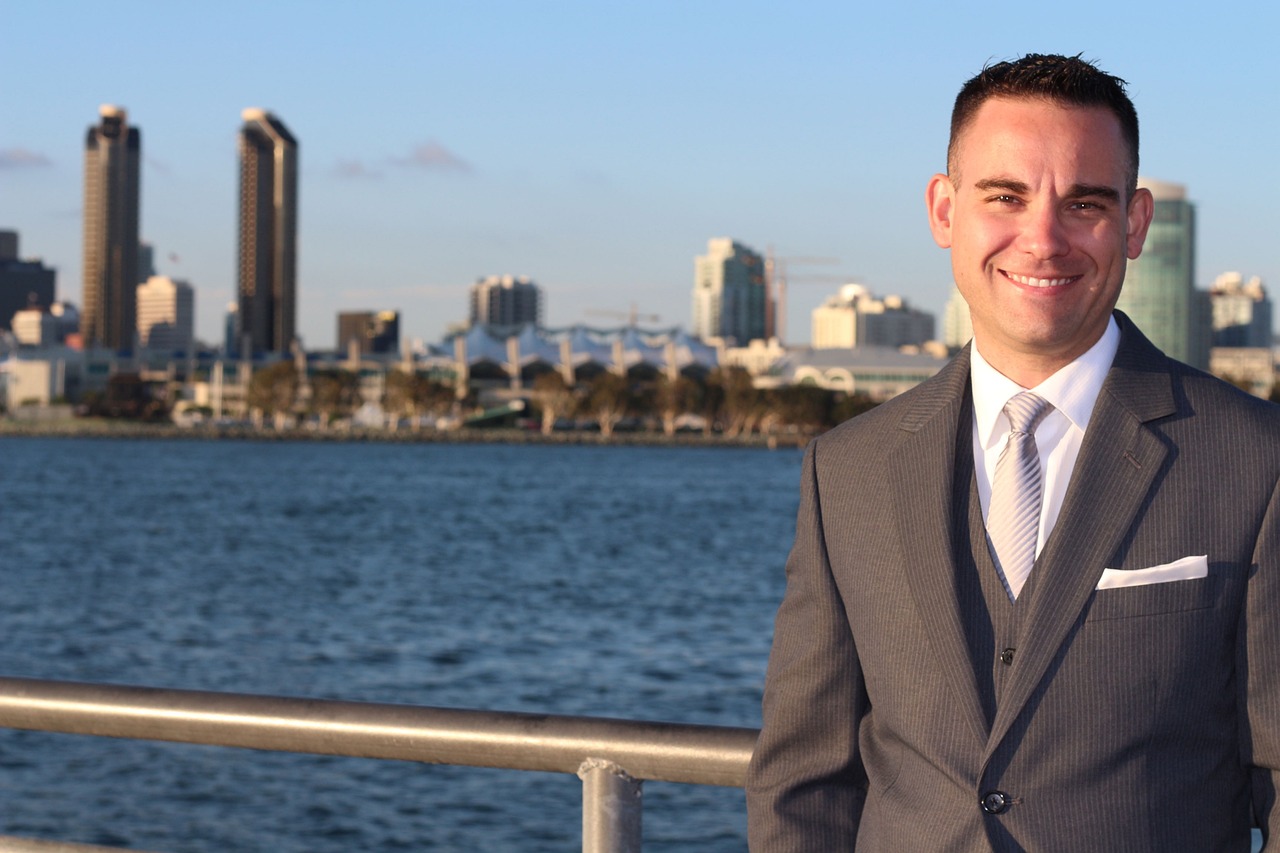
[1002, 271, 1081, 288]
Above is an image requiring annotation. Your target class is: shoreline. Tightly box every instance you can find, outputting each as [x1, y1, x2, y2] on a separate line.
[0, 417, 812, 450]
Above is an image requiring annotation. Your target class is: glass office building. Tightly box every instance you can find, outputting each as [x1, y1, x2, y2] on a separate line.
[1115, 178, 1210, 368]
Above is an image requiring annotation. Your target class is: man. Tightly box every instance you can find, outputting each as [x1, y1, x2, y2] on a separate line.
[746, 54, 1279, 852]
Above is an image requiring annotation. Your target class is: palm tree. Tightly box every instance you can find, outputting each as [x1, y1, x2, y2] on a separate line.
[247, 361, 300, 431]
[533, 372, 576, 435]
[584, 372, 632, 438]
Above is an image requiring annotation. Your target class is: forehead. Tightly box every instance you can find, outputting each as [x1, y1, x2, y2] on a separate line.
[953, 96, 1129, 183]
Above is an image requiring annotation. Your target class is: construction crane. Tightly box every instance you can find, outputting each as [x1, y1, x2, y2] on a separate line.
[584, 303, 661, 327]
[765, 250, 844, 345]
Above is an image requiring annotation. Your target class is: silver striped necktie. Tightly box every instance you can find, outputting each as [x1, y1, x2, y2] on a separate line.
[987, 391, 1054, 600]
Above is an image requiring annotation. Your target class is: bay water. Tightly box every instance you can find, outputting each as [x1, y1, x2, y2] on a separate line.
[0, 438, 799, 851]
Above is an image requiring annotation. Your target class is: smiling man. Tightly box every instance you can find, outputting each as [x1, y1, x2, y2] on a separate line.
[747, 54, 1279, 852]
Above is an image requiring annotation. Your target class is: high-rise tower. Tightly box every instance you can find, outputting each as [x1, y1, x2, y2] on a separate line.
[692, 238, 767, 345]
[81, 105, 141, 351]
[237, 108, 298, 354]
[469, 275, 542, 328]
[1116, 178, 1210, 368]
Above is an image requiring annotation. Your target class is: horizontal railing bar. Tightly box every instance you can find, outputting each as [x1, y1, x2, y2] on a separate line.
[0, 677, 758, 787]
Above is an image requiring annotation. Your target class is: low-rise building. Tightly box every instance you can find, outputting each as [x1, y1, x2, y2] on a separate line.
[1209, 346, 1274, 399]
[1210, 272, 1271, 348]
[761, 345, 951, 400]
[136, 275, 195, 353]
[811, 283, 935, 349]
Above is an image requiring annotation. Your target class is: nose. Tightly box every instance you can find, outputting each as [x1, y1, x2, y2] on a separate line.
[1016, 204, 1070, 259]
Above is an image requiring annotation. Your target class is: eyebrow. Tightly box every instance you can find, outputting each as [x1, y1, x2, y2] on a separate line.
[1065, 183, 1121, 202]
[974, 178, 1029, 194]
[972, 178, 1121, 202]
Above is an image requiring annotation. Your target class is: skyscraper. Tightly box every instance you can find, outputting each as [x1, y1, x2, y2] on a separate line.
[81, 105, 141, 351]
[692, 238, 767, 344]
[237, 108, 298, 354]
[0, 230, 56, 333]
[469, 275, 542, 328]
[1116, 178, 1210, 368]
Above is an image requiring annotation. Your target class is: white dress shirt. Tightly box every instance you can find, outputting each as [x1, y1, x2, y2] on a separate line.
[970, 317, 1120, 561]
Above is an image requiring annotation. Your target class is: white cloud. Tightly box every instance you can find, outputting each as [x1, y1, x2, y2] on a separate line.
[0, 148, 53, 169]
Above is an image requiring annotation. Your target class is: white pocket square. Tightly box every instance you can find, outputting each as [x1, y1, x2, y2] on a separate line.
[1096, 555, 1208, 590]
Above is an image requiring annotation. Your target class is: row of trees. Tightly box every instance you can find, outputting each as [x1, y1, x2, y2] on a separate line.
[242, 362, 881, 438]
[528, 369, 880, 437]
[78, 363, 1280, 434]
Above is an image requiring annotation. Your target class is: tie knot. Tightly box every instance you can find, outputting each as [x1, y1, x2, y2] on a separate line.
[1003, 392, 1053, 434]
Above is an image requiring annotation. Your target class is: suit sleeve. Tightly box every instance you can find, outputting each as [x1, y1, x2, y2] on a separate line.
[1244, 476, 1280, 843]
[746, 441, 868, 851]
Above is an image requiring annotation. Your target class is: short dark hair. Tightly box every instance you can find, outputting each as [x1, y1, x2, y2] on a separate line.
[948, 54, 1140, 194]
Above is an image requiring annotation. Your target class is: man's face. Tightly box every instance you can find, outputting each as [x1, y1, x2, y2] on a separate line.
[926, 96, 1153, 384]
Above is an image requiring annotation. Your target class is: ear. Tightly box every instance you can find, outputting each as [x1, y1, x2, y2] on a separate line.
[925, 173, 955, 249]
[1125, 186, 1155, 260]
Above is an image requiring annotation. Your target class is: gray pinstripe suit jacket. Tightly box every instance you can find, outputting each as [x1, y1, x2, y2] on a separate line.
[747, 314, 1280, 852]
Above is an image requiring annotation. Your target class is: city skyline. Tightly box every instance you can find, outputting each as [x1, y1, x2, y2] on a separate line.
[2, 2, 1277, 349]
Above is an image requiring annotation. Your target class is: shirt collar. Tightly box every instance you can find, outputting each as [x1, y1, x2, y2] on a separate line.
[970, 316, 1120, 448]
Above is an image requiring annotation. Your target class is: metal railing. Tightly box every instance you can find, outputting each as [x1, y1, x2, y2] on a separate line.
[0, 676, 759, 853]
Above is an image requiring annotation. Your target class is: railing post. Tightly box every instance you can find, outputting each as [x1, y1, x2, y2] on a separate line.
[579, 757, 643, 853]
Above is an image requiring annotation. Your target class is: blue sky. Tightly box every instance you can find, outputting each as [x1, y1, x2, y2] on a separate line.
[3, 1, 1277, 349]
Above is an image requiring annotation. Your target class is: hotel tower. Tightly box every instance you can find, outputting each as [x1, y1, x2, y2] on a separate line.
[81, 105, 141, 351]
[237, 108, 298, 354]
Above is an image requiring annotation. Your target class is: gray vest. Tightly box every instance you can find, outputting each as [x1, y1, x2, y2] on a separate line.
[952, 394, 1041, 728]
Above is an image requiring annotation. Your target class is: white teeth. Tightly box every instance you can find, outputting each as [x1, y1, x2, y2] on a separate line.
[1007, 272, 1074, 288]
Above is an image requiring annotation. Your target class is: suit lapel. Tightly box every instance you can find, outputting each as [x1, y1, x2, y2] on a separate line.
[982, 317, 1178, 759]
[890, 347, 990, 748]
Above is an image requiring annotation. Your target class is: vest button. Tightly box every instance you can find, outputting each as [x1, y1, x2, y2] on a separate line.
[981, 790, 1012, 814]
[999, 647, 1015, 665]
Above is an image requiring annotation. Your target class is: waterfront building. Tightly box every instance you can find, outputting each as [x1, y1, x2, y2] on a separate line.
[81, 105, 141, 352]
[49, 302, 80, 345]
[469, 275, 541, 329]
[450, 323, 716, 390]
[1, 346, 94, 409]
[761, 345, 950, 401]
[0, 230, 56, 332]
[136, 275, 195, 353]
[237, 108, 298, 355]
[1115, 178, 1210, 368]
[692, 238, 768, 345]
[11, 307, 59, 347]
[337, 310, 400, 356]
[720, 337, 789, 376]
[1209, 346, 1274, 399]
[942, 285, 973, 349]
[1209, 272, 1271, 348]
[810, 283, 935, 349]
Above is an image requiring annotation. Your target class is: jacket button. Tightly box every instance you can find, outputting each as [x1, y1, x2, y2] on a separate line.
[999, 648, 1015, 665]
[981, 790, 1012, 814]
